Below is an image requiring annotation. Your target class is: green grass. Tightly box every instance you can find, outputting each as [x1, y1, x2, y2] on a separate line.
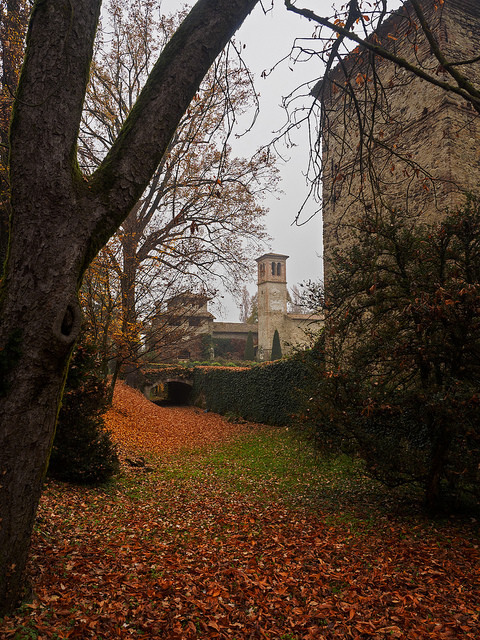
[148, 427, 329, 494]
[120, 426, 419, 519]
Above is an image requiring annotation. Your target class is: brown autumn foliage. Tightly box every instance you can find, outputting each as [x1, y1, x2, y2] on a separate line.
[0, 0, 31, 263]
[0, 381, 478, 639]
[80, 0, 276, 372]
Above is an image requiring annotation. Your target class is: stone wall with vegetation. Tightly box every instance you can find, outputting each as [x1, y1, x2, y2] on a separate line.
[192, 360, 308, 426]
[321, 0, 480, 274]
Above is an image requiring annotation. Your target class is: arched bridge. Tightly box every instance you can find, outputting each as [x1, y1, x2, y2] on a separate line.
[142, 367, 195, 405]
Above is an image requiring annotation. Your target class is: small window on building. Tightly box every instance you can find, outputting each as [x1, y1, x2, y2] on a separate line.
[179, 350, 191, 360]
[189, 317, 201, 327]
[271, 262, 275, 275]
[276, 262, 281, 276]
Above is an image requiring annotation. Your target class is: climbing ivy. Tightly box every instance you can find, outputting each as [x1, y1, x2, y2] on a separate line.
[192, 358, 308, 425]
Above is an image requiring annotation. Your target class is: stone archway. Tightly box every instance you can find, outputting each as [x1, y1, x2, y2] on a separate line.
[145, 374, 194, 406]
[165, 379, 193, 405]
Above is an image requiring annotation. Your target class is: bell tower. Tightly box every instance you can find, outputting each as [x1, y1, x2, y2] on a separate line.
[256, 253, 288, 360]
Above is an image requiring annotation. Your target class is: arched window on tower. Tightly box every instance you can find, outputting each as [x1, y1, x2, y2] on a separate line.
[276, 262, 281, 276]
[271, 262, 275, 276]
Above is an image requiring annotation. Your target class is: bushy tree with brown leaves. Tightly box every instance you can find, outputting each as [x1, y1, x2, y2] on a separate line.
[80, 0, 275, 376]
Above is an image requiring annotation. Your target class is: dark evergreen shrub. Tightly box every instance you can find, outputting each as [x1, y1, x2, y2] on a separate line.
[271, 329, 282, 360]
[304, 372, 480, 512]
[48, 338, 119, 485]
[244, 331, 255, 360]
[298, 199, 480, 512]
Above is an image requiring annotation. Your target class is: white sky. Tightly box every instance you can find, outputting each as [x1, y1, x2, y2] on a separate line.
[158, 0, 335, 320]
[221, 0, 330, 320]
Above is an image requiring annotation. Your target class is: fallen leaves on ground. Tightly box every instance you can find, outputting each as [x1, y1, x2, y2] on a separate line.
[104, 380, 253, 455]
[1, 382, 479, 639]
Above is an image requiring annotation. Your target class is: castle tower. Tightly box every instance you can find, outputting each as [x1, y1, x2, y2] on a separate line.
[255, 253, 288, 360]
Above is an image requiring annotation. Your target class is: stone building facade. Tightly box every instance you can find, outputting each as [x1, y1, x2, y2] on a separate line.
[255, 253, 322, 361]
[150, 253, 322, 362]
[147, 293, 215, 361]
[315, 0, 480, 278]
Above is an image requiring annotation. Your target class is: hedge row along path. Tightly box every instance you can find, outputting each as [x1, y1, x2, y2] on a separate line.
[1, 381, 479, 639]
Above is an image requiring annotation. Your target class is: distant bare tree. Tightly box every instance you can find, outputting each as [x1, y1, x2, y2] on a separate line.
[238, 286, 258, 323]
[238, 285, 253, 322]
[288, 284, 306, 313]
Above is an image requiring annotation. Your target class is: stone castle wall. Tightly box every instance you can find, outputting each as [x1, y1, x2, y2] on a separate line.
[319, 0, 480, 275]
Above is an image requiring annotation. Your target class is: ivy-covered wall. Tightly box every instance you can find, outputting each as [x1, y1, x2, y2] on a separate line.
[192, 359, 307, 425]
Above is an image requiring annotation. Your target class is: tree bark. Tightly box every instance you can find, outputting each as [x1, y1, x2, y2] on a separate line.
[0, 0, 259, 613]
[119, 208, 141, 366]
[425, 416, 451, 514]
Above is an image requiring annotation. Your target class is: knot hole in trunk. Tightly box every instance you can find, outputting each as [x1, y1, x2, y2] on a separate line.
[54, 299, 82, 346]
[61, 305, 75, 337]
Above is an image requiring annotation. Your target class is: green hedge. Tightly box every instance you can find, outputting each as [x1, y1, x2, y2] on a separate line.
[192, 359, 307, 425]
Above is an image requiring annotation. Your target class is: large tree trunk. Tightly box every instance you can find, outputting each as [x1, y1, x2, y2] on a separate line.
[0, 0, 101, 612]
[0, 225, 84, 612]
[0, 0, 259, 613]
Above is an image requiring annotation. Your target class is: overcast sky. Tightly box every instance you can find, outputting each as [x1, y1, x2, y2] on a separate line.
[223, 0, 331, 320]
[161, 0, 335, 320]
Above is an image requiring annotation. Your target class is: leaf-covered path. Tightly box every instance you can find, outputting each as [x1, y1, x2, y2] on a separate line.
[103, 380, 254, 454]
[1, 382, 479, 639]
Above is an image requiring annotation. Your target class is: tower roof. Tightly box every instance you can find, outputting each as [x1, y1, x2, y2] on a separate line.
[256, 252, 289, 262]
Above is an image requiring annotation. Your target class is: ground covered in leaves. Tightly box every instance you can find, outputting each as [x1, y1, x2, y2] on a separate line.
[1, 382, 479, 639]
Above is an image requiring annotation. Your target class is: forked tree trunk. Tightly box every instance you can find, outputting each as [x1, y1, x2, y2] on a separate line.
[0, 0, 259, 613]
[0, 0, 100, 611]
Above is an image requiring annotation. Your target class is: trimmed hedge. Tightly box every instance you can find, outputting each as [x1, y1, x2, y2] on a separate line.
[192, 359, 307, 425]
